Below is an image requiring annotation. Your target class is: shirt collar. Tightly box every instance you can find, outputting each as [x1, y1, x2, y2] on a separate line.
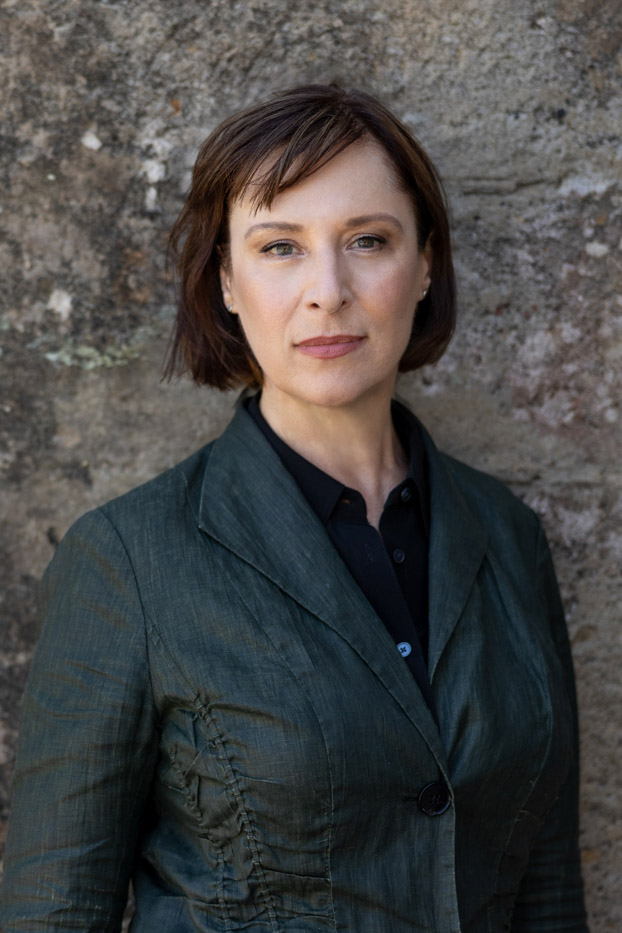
[391, 398, 430, 535]
[245, 394, 428, 532]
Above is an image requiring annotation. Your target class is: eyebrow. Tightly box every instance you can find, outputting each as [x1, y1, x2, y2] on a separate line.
[243, 213, 404, 239]
[344, 213, 404, 231]
[244, 222, 303, 239]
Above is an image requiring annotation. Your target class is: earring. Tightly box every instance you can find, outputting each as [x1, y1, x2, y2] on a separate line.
[226, 304, 234, 313]
[422, 287, 429, 299]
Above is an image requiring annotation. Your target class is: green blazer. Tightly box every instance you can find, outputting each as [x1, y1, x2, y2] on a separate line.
[0, 404, 587, 932]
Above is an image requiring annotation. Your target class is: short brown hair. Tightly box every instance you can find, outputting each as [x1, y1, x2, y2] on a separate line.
[166, 84, 456, 389]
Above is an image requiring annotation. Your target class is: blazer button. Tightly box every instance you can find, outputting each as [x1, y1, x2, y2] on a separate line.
[417, 781, 451, 816]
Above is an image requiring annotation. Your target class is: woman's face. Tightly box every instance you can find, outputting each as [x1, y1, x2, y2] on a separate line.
[221, 138, 431, 416]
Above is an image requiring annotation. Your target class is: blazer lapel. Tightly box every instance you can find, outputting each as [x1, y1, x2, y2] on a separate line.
[420, 427, 489, 682]
[196, 404, 446, 766]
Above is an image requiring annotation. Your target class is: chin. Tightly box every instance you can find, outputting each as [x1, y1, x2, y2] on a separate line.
[295, 377, 385, 411]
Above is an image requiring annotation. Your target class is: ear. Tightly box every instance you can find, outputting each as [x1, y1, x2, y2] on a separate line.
[219, 266, 235, 313]
[421, 235, 433, 289]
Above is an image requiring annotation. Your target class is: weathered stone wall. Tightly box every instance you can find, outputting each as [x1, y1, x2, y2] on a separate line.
[1, 0, 620, 927]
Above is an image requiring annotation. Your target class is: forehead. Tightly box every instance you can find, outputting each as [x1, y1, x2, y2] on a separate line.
[229, 139, 412, 226]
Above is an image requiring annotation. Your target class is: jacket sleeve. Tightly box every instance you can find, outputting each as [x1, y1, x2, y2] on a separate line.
[511, 522, 589, 933]
[0, 509, 159, 932]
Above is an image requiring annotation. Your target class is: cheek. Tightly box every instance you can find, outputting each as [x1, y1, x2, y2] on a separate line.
[362, 266, 418, 322]
[232, 287, 290, 365]
[231, 264, 297, 319]
[393, 262, 422, 302]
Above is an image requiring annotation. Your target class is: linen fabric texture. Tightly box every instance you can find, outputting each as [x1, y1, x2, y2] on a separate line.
[0, 405, 588, 932]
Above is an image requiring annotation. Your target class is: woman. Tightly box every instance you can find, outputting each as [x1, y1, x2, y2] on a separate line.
[1, 84, 588, 932]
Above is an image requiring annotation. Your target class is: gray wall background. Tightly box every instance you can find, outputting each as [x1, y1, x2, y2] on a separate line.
[1, 0, 620, 927]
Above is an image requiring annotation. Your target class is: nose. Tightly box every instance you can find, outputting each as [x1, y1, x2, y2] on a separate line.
[304, 248, 350, 314]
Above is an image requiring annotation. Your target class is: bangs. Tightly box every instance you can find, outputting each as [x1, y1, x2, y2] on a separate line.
[227, 106, 367, 211]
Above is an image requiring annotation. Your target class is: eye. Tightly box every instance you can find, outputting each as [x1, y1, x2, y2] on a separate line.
[352, 235, 385, 250]
[261, 241, 295, 256]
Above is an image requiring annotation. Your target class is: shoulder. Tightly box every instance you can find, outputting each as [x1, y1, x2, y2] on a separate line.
[423, 436, 544, 582]
[442, 451, 537, 523]
[441, 450, 541, 546]
[398, 400, 541, 543]
[430, 449, 559, 622]
[100, 443, 212, 528]
[55, 441, 216, 568]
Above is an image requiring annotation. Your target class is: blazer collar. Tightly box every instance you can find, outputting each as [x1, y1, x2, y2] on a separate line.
[419, 428, 489, 680]
[196, 403, 487, 763]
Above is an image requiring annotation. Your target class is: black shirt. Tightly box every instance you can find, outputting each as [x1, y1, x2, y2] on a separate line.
[246, 396, 435, 718]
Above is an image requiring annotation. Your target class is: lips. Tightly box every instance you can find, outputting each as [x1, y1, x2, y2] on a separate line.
[295, 335, 364, 359]
[296, 335, 363, 346]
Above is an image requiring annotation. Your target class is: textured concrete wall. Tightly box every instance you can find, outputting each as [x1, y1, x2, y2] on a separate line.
[1, 0, 620, 927]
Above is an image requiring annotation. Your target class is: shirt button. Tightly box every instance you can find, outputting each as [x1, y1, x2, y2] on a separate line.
[400, 487, 412, 503]
[392, 548, 406, 564]
[397, 641, 412, 657]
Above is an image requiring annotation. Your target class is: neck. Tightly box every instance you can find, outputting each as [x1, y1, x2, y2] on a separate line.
[258, 389, 408, 530]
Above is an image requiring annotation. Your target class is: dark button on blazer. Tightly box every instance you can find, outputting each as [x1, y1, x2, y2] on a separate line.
[0, 405, 588, 932]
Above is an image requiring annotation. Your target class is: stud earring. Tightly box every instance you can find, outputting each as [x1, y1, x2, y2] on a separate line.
[422, 287, 429, 299]
[226, 304, 234, 313]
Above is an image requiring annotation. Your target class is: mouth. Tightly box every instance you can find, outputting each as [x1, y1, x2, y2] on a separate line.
[295, 335, 365, 359]
[296, 335, 363, 346]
